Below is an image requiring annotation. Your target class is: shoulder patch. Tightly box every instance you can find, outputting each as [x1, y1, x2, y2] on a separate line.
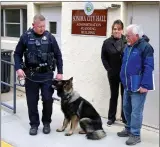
[27, 31, 31, 35]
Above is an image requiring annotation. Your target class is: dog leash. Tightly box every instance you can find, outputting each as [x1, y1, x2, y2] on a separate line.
[17, 76, 54, 87]
[17, 76, 61, 101]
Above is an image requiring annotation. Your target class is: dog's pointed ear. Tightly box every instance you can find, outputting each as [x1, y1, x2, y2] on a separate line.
[69, 77, 73, 82]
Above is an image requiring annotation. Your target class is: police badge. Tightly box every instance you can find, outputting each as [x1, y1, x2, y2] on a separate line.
[42, 36, 47, 40]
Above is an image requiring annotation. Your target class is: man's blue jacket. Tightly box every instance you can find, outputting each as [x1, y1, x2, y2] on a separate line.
[120, 35, 154, 91]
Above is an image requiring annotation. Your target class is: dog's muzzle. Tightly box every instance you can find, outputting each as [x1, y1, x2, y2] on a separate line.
[51, 85, 57, 89]
[52, 78, 61, 89]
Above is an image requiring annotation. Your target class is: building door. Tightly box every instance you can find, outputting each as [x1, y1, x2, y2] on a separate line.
[127, 2, 159, 129]
[40, 5, 62, 48]
[40, 5, 62, 99]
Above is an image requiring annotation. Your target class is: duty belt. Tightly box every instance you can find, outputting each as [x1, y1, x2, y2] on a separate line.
[29, 66, 52, 73]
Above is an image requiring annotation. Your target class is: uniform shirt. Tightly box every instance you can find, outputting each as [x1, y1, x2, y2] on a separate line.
[14, 29, 63, 74]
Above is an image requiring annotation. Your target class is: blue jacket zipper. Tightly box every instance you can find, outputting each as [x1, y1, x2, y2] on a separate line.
[125, 47, 132, 90]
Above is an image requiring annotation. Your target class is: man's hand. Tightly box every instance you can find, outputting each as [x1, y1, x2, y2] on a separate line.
[56, 74, 63, 80]
[137, 87, 148, 93]
[16, 69, 26, 78]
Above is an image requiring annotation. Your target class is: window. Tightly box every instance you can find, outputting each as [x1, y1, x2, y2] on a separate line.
[22, 9, 27, 34]
[1, 8, 27, 38]
[49, 22, 57, 34]
[1, 10, 4, 36]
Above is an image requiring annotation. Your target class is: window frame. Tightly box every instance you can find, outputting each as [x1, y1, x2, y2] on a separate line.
[49, 21, 57, 35]
[2, 8, 27, 38]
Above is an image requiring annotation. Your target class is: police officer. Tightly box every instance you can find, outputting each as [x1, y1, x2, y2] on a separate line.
[14, 14, 63, 135]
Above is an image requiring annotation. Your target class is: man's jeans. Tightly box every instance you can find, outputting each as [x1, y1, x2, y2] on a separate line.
[123, 90, 147, 136]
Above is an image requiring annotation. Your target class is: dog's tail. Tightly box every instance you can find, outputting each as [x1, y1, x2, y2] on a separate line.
[86, 130, 106, 140]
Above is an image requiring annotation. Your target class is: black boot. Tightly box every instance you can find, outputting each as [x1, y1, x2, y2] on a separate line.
[42, 99, 53, 134]
[29, 126, 38, 135]
[43, 124, 51, 134]
[107, 120, 115, 126]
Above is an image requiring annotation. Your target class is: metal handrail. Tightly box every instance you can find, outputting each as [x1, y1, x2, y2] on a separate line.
[1, 59, 17, 113]
[1, 59, 60, 113]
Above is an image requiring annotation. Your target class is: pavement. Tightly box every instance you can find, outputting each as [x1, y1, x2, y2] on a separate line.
[1, 90, 159, 147]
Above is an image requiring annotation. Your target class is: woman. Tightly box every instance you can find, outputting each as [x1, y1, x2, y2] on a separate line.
[101, 19, 127, 126]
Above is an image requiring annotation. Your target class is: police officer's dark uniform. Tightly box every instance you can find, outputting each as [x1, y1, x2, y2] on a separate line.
[14, 28, 63, 135]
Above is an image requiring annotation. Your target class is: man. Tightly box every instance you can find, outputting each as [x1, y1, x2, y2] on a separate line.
[101, 19, 127, 126]
[14, 14, 63, 135]
[117, 24, 154, 145]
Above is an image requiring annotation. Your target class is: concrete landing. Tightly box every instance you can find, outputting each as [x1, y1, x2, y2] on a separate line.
[1, 91, 159, 147]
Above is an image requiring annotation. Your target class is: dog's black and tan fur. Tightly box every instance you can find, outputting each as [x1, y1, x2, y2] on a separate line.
[52, 77, 106, 140]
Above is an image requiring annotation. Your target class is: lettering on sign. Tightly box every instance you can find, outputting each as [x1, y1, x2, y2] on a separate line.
[71, 9, 107, 36]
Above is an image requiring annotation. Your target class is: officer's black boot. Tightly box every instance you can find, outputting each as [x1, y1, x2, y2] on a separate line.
[43, 124, 51, 134]
[42, 99, 53, 134]
[25, 78, 40, 136]
[29, 126, 38, 135]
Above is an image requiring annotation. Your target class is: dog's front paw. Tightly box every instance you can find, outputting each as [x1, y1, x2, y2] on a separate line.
[56, 128, 64, 132]
[65, 132, 73, 136]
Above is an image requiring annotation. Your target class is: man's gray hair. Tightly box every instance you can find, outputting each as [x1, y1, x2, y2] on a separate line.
[126, 24, 144, 38]
[33, 14, 45, 22]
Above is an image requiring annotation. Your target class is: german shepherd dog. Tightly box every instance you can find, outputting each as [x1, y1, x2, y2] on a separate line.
[52, 77, 106, 140]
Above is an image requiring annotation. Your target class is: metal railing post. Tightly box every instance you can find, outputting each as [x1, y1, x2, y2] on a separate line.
[13, 68, 16, 113]
[1, 58, 17, 113]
